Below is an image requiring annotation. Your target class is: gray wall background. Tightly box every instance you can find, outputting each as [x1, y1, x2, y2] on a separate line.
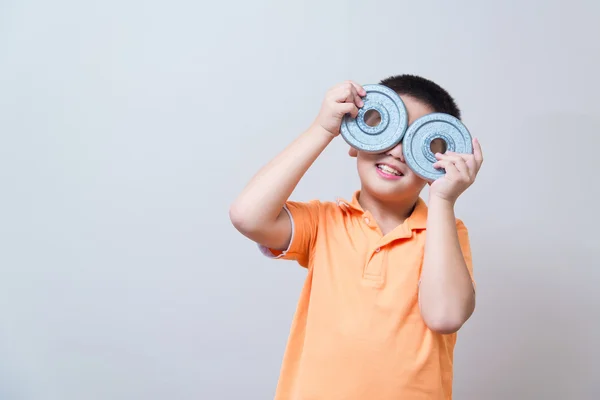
[1, 0, 599, 399]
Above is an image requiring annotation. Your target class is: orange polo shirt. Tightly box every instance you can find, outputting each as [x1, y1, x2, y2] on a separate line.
[259, 190, 474, 400]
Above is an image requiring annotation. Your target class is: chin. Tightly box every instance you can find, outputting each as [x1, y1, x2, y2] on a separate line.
[364, 176, 424, 202]
[363, 180, 406, 201]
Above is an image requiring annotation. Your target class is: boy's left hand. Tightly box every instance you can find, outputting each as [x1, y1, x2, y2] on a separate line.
[428, 138, 483, 204]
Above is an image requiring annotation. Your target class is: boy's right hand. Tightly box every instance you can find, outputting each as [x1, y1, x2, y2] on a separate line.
[314, 81, 366, 137]
[230, 80, 366, 252]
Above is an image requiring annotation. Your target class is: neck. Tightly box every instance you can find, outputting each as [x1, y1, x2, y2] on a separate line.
[357, 189, 419, 229]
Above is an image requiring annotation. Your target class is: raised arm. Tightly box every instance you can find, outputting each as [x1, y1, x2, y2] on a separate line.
[418, 138, 483, 334]
[229, 81, 365, 251]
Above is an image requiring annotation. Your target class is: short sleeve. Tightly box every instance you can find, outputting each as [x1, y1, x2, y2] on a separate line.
[456, 218, 476, 291]
[257, 199, 321, 268]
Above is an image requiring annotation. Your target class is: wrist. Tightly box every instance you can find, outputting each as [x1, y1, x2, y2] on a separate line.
[428, 194, 456, 210]
[307, 123, 337, 142]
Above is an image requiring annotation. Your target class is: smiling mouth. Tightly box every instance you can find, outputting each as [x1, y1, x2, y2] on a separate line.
[376, 164, 403, 176]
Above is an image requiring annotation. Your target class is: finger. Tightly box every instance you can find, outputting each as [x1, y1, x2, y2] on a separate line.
[443, 151, 471, 162]
[330, 83, 352, 102]
[435, 160, 460, 177]
[435, 153, 466, 165]
[445, 161, 460, 178]
[348, 147, 358, 157]
[473, 138, 483, 168]
[443, 151, 480, 175]
[337, 83, 363, 108]
[338, 102, 359, 118]
[353, 88, 364, 108]
[336, 82, 357, 99]
[348, 83, 364, 108]
[432, 159, 451, 171]
[439, 154, 475, 179]
[346, 80, 366, 97]
[452, 157, 468, 174]
[455, 159, 473, 181]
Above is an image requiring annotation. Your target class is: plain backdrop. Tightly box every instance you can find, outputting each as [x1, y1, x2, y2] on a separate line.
[1, 0, 599, 399]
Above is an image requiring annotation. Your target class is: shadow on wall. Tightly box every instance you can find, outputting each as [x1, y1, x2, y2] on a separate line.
[456, 236, 599, 399]
[455, 112, 599, 399]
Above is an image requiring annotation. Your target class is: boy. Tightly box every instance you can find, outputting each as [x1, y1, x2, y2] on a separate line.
[229, 74, 483, 399]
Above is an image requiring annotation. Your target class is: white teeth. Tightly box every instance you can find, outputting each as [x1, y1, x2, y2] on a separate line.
[377, 164, 401, 176]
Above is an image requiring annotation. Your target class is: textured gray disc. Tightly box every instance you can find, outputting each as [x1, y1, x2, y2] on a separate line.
[402, 113, 473, 181]
[340, 84, 408, 153]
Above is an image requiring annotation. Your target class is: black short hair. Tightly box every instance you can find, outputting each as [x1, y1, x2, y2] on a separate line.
[379, 74, 461, 120]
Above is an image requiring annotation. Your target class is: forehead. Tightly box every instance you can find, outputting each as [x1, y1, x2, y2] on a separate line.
[398, 94, 434, 124]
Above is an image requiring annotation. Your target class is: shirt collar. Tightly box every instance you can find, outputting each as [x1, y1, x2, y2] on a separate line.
[336, 190, 428, 230]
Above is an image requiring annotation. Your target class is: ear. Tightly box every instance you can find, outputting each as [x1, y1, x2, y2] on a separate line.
[348, 147, 358, 158]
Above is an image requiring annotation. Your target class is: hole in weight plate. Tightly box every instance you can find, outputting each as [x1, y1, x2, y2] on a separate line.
[430, 138, 447, 154]
[364, 109, 381, 127]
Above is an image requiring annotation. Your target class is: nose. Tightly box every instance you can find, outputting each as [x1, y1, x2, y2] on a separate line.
[386, 142, 405, 163]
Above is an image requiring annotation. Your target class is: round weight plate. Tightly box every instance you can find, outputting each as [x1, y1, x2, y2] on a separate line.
[402, 113, 473, 181]
[340, 84, 408, 153]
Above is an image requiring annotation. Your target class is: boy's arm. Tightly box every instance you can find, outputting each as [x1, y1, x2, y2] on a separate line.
[229, 81, 365, 251]
[229, 126, 333, 251]
[418, 138, 483, 334]
[419, 198, 475, 334]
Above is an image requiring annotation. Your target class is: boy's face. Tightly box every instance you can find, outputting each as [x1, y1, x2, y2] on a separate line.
[352, 95, 434, 203]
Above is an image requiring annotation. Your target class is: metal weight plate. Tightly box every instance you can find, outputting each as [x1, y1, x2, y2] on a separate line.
[340, 84, 408, 153]
[402, 113, 473, 181]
